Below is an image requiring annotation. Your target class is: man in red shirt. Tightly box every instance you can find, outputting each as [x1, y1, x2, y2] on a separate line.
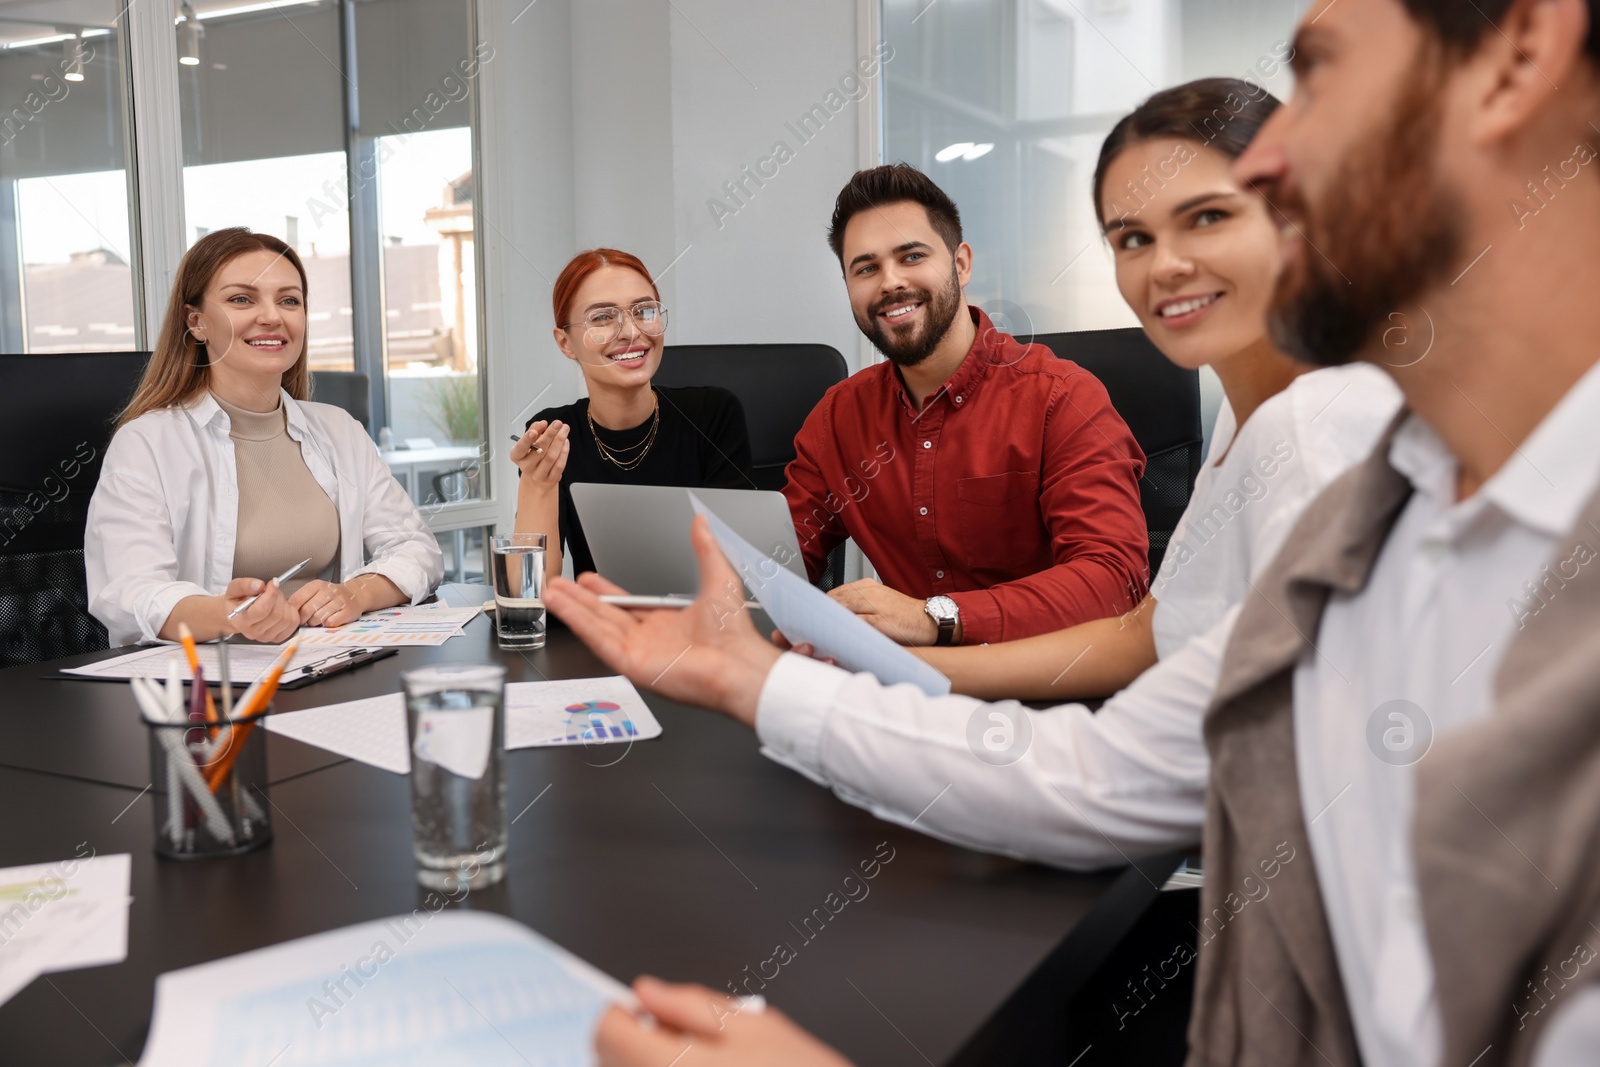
[784, 164, 1149, 646]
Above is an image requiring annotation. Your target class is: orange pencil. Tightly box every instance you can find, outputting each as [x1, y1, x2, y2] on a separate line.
[206, 641, 296, 792]
[176, 622, 219, 725]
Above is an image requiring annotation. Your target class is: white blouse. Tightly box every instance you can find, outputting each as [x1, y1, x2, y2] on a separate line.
[85, 390, 443, 646]
[1149, 363, 1402, 658]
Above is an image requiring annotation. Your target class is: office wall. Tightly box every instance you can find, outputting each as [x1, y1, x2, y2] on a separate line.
[662, 0, 865, 363]
[475, 0, 576, 531]
[480, 0, 866, 400]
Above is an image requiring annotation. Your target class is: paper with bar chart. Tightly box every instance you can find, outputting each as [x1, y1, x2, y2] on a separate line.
[263, 676, 662, 774]
[295, 603, 483, 647]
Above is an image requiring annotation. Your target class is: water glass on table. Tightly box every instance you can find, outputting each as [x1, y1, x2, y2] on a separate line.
[491, 532, 546, 651]
[402, 664, 508, 891]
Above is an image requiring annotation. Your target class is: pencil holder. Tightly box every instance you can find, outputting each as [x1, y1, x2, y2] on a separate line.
[146, 704, 274, 860]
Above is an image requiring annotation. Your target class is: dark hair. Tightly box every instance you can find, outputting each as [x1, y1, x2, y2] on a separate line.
[1401, 0, 1599, 63]
[827, 163, 963, 264]
[1093, 77, 1281, 224]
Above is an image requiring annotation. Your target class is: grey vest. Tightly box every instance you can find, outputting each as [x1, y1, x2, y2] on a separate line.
[1187, 416, 1600, 1067]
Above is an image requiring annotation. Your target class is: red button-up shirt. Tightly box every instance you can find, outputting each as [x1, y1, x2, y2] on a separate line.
[783, 308, 1149, 644]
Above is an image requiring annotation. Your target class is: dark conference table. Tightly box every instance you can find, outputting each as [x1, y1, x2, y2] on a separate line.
[0, 590, 1182, 1065]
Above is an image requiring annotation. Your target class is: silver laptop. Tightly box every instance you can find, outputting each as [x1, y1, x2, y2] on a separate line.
[570, 483, 806, 595]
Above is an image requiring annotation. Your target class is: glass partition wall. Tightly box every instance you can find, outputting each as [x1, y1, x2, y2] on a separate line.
[881, 0, 1302, 335]
[0, 2, 137, 355]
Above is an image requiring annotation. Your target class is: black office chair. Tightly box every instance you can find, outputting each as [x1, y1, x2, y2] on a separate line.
[0, 351, 150, 665]
[652, 343, 850, 589]
[310, 370, 372, 432]
[1032, 329, 1203, 578]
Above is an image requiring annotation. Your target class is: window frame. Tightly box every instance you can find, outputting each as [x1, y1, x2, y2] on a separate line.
[116, 0, 497, 540]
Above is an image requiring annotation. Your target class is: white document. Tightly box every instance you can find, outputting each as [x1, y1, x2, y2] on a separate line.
[264, 677, 663, 774]
[138, 910, 632, 1067]
[0, 853, 132, 1008]
[265, 694, 412, 774]
[689, 493, 952, 696]
[61, 643, 328, 683]
[413, 707, 494, 780]
[296, 603, 483, 648]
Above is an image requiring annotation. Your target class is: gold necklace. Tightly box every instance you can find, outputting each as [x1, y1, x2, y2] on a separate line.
[589, 392, 660, 471]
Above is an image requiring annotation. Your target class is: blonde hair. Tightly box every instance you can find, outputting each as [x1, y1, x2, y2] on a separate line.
[118, 227, 312, 428]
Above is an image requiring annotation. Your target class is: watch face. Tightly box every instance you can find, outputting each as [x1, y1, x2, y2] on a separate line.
[926, 596, 958, 622]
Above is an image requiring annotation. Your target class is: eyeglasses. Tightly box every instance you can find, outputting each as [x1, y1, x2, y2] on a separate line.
[563, 301, 668, 347]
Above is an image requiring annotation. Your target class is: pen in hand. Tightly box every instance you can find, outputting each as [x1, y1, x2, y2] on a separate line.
[508, 433, 544, 454]
[226, 557, 313, 620]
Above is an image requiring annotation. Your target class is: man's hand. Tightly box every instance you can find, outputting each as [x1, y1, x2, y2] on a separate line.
[544, 516, 782, 727]
[288, 579, 362, 628]
[222, 577, 299, 644]
[595, 978, 853, 1067]
[828, 579, 948, 646]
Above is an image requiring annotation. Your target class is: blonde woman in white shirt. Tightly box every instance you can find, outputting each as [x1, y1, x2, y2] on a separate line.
[86, 228, 442, 648]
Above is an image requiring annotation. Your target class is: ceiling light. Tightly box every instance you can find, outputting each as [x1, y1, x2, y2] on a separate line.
[934, 142, 975, 163]
[63, 35, 85, 81]
[177, 2, 203, 66]
[2, 33, 77, 51]
[963, 142, 994, 161]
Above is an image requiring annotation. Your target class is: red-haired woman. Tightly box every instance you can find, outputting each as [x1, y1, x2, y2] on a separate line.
[85, 227, 442, 647]
[511, 249, 752, 578]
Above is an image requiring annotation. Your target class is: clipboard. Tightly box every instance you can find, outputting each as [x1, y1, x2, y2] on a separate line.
[275, 647, 399, 689]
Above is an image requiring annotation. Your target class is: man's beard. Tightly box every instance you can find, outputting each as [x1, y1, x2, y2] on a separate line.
[1268, 53, 1464, 367]
[857, 263, 964, 368]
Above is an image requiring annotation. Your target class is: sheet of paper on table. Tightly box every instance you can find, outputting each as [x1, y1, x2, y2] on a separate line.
[0, 853, 132, 1008]
[137, 911, 632, 1067]
[63, 603, 485, 683]
[295, 602, 483, 648]
[689, 492, 952, 696]
[61, 642, 331, 683]
[263, 675, 662, 774]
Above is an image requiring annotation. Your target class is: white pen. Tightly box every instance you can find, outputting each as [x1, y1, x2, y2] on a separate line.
[227, 557, 313, 619]
[600, 595, 762, 610]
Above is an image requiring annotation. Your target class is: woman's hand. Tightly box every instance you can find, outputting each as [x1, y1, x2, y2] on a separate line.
[595, 978, 853, 1067]
[511, 420, 570, 489]
[289, 579, 363, 628]
[221, 577, 300, 644]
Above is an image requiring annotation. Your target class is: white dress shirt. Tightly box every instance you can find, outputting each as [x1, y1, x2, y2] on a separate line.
[85, 390, 443, 646]
[1152, 363, 1400, 657]
[1295, 358, 1600, 1067]
[756, 359, 1600, 1065]
[755, 366, 1397, 869]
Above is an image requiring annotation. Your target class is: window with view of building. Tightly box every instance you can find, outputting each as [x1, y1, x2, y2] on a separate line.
[0, 3, 136, 355]
[171, 0, 488, 580]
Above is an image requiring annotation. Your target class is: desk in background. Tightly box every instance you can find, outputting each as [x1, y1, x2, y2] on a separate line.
[0, 609, 1182, 1064]
[379, 444, 480, 503]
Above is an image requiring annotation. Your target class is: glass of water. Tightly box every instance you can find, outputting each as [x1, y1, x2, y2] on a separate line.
[491, 533, 547, 651]
[402, 664, 507, 891]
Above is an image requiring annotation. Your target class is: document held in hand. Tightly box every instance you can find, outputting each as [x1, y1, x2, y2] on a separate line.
[690, 492, 952, 696]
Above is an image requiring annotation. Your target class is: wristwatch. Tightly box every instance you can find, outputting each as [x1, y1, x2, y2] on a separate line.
[925, 595, 960, 646]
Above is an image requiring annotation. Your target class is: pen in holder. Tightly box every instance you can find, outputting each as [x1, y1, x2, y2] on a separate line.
[143, 699, 274, 860]
[132, 640, 295, 859]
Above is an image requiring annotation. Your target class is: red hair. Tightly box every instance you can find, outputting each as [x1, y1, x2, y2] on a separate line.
[551, 248, 659, 326]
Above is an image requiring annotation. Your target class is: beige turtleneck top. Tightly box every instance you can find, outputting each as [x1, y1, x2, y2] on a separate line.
[213, 393, 340, 594]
